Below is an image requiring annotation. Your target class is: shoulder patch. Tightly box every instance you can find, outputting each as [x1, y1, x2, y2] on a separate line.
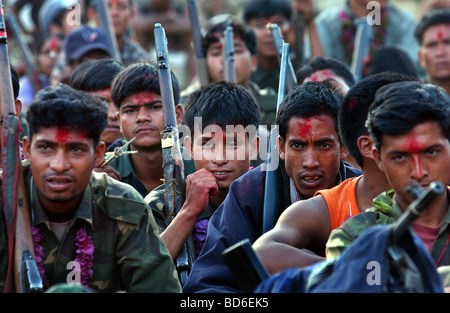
[91, 172, 147, 225]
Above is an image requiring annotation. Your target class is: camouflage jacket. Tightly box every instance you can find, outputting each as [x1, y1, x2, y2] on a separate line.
[326, 189, 450, 268]
[0, 166, 181, 293]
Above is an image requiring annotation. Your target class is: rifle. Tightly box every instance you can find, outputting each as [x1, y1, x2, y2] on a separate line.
[0, 4, 43, 293]
[6, 13, 42, 95]
[267, 23, 297, 92]
[154, 23, 195, 285]
[94, 0, 121, 62]
[222, 238, 269, 292]
[350, 18, 371, 82]
[222, 25, 236, 83]
[186, 0, 208, 86]
[262, 43, 290, 234]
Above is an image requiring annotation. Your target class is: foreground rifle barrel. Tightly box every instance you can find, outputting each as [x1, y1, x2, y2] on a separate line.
[94, 0, 121, 62]
[154, 23, 195, 285]
[186, 0, 208, 86]
[0, 3, 42, 293]
[262, 43, 290, 234]
[268, 23, 297, 92]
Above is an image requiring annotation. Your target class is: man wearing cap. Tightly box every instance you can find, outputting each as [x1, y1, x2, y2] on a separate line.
[53, 25, 114, 85]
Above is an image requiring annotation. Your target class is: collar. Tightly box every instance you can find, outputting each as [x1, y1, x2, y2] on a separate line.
[30, 175, 94, 230]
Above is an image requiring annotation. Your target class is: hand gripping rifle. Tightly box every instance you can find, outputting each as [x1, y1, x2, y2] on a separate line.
[222, 25, 236, 83]
[262, 43, 290, 234]
[154, 23, 195, 285]
[186, 0, 208, 86]
[94, 0, 122, 63]
[0, 4, 43, 293]
[267, 23, 297, 92]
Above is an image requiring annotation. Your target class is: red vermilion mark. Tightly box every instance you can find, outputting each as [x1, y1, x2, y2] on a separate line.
[404, 132, 424, 177]
[56, 127, 69, 143]
[437, 29, 444, 40]
[298, 118, 312, 138]
[133, 92, 156, 105]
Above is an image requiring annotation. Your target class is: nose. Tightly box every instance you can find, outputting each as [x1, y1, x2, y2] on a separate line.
[49, 149, 70, 172]
[302, 147, 319, 169]
[136, 106, 152, 123]
[411, 154, 427, 181]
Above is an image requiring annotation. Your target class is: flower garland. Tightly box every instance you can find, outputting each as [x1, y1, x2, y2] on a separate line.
[339, 7, 389, 64]
[32, 226, 94, 288]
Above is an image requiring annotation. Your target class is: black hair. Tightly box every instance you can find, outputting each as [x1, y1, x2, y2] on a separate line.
[202, 17, 257, 56]
[243, 0, 292, 23]
[111, 60, 180, 109]
[339, 72, 418, 167]
[183, 80, 261, 134]
[365, 47, 418, 78]
[296, 56, 355, 88]
[10, 64, 19, 100]
[414, 8, 450, 44]
[367, 81, 450, 150]
[276, 81, 343, 141]
[70, 58, 124, 92]
[26, 84, 108, 146]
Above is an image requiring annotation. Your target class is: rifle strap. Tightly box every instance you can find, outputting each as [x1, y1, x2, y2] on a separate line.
[1, 114, 23, 292]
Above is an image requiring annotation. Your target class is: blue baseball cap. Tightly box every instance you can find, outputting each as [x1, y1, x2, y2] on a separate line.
[63, 26, 113, 62]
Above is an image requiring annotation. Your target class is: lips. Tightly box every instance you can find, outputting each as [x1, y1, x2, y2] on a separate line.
[211, 170, 232, 180]
[134, 126, 158, 135]
[299, 173, 323, 188]
[45, 175, 74, 192]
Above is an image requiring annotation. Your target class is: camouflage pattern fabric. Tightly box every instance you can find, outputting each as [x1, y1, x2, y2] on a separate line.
[326, 189, 450, 269]
[0, 167, 182, 293]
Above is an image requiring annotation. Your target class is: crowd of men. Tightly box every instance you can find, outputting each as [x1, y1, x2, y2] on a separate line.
[1, 0, 450, 293]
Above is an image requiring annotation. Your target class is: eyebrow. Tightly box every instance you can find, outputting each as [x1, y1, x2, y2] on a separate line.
[35, 138, 90, 147]
[121, 100, 162, 109]
[386, 144, 443, 155]
[289, 137, 336, 144]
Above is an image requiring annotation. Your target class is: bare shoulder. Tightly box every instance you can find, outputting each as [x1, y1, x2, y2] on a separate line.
[279, 195, 330, 225]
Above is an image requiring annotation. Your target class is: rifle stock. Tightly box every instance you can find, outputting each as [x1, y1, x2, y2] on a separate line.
[262, 43, 289, 234]
[94, 0, 121, 62]
[154, 23, 195, 285]
[0, 3, 42, 293]
[186, 0, 208, 86]
[268, 23, 297, 92]
[222, 25, 236, 83]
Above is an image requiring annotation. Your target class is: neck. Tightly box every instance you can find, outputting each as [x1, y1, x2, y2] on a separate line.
[130, 146, 164, 190]
[430, 77, 450, 95]
[116, 33, 124, 50]
[258, 55, 279, 70]
[356, 160, 391, 212]
[208, 189, 228, 210]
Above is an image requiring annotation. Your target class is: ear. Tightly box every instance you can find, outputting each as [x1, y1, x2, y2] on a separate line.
[339, 144, 348, 160]
[276, 135, 286, 161]
[183, 135, 194, 159]
[250, 54, 258, 73]
[418, 48, 425, 69]
[357, 135, 375, 160]
[94, 141, 106, 168]
[15, 99, 22, 116]
[371, 146, 385, 172]
[175, 104, 184, 126]
[22, 136, 31, 162]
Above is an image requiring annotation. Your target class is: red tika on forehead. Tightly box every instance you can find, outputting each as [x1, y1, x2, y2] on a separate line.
[437, 29, 444, 40]
[55, 127, 69, 143]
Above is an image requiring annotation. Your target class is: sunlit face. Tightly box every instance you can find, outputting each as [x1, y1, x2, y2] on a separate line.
[277, 114, 346, 199]
[107, 0, 132, 37]
[303, 69, 350, 96]
[38, 36, 63, 77]
[185, 125, 258, 191]
[23, 127, 104, 213]
[247, 14, 291, 59]
[117, 91, 165, 150]
[418, 24, 450, 82]
[90, 88, 122, 147]
[206, 33, 257, 86]
[373, 121, 450, 209]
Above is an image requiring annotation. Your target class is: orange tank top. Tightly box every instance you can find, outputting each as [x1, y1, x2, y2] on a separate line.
[315, 176, 362, 231]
